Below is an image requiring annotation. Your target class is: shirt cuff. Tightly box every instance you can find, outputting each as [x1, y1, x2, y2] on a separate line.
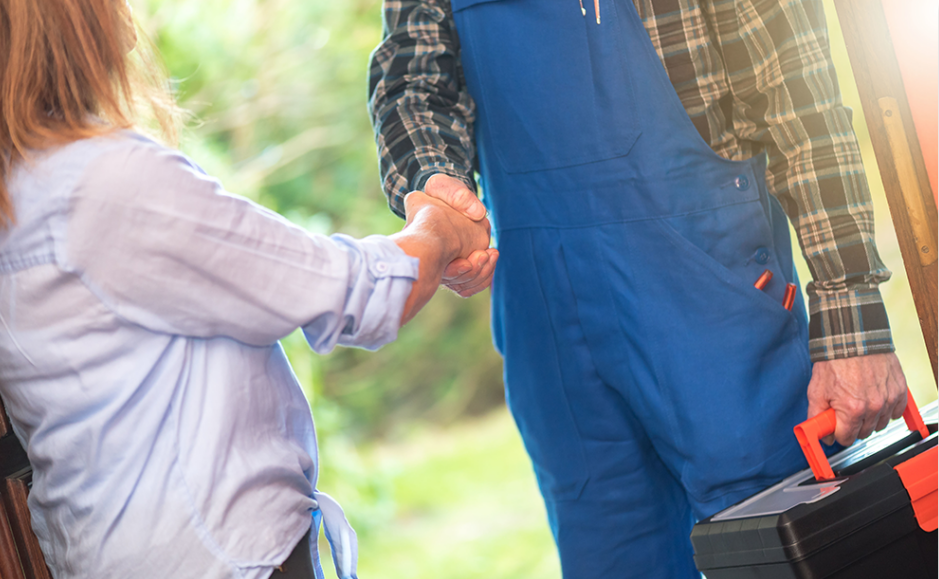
[807, 286, 895, 362]
[304, 234, 418, 353]
[340, 234, 418, 350]
[412, 166, 476, 195]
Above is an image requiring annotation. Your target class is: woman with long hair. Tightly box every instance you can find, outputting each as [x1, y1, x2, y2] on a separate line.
[0, 1, 493, 577]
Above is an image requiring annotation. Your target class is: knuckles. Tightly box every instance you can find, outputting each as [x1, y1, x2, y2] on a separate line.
[841, 398, 867, 420]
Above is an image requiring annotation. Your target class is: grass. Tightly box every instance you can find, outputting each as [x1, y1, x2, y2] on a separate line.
[315, 409, 561, 579]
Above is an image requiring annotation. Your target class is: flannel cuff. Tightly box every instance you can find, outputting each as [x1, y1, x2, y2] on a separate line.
[412, 166, 477, 196]
[807, 286, 895, 362]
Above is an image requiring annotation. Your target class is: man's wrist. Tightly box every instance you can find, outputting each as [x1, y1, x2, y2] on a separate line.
[414, 168, 475, 196]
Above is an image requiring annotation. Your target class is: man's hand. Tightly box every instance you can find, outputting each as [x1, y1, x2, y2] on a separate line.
[402, 190, 490, 264]
[391, 190, 492, 324]
[423, 173, 498, 297]
[806, 352, 908, 447]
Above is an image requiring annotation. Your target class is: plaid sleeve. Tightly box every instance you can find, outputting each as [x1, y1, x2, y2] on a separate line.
[706, 0, 894, 362]
[368, 0, 477, 219]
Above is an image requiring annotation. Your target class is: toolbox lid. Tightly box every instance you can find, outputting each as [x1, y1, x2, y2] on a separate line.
[692, 402, 937, 572]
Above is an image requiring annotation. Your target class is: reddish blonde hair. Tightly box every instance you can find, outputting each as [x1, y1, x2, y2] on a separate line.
[0, 0, 179, 227]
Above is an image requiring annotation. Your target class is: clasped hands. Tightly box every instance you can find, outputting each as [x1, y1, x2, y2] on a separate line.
[416, 173, 498, 298]
[400, 173, 497, 293]
[391, 174, 496, 324]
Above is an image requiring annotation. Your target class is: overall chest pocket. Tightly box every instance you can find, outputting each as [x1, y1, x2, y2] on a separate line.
[452, 0, 641, 174]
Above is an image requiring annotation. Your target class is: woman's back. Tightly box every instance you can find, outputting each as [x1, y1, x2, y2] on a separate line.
[0, 132, 408, 577]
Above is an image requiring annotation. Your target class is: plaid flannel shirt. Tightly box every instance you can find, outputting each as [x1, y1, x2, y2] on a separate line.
[368, 0, 894, 362]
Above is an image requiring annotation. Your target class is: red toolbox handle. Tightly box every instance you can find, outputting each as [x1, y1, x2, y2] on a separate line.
[793, 387, 929, 482]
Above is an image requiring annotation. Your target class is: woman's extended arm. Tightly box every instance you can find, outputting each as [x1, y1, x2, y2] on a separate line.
[62, 135, 489, 352]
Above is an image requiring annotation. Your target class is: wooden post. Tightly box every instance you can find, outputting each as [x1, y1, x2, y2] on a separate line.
[0, 399, 9, 439]
[0, 404, 48, 579]
[1, 473, 51, 579]
[833, 0, 939, 382]
[0, 498, 25, 579]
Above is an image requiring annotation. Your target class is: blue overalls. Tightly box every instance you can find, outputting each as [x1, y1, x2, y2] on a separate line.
[450, 0, 814, 576]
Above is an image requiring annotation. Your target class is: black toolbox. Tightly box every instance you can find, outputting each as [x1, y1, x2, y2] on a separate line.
[692, 397, 937, 579]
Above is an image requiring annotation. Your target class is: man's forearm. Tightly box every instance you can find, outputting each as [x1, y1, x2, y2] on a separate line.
[704, 0, 894, 362]
[368, 0, 477, 219]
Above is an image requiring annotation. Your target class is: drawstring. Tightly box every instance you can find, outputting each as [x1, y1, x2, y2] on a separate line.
[315, 491, 358, 579]
[578, 0, 600, 23]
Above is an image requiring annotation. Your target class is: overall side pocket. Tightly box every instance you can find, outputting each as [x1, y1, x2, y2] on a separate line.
[491, 229, 590, 501]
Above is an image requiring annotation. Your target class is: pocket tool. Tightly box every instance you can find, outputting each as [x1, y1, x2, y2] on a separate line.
[782, 283, 797, 311]
[579, 0, 601, 23]
[753, 269, 773, 290]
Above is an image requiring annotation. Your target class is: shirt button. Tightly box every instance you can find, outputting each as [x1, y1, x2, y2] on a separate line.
[375, 262, 388, 274]
[755, 248, 770, 265]
[735, 175, 750, 191]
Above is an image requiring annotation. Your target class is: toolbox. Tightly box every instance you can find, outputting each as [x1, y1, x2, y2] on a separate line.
[692, 391, 938, 579]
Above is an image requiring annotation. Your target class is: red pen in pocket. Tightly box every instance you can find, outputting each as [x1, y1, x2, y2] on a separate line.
[782, 283, 797, 311]
[754, 269, 773, 290]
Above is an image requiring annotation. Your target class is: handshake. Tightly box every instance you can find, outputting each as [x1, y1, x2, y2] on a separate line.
[391, 174, 499, 324]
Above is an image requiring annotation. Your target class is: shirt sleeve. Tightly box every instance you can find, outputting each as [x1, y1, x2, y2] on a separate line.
[705, 0, 894, 362]
[368, 0, 478, 219]
[60, 137, 419, 353]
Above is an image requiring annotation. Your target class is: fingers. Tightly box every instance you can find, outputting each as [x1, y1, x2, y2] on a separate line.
[887, 358, 909, 421]
[873, 410, 891, 433]
[858, 380, 888, 441]
[441, 249, 498, 297]
[808, 353, 909, 447]
[806, 376, 828, 427]
[424, 173, 487, 221]
[442, 256, 476, 282]
[443, 249, 489, 282]
[806, 370, 841, 445]
[450, 255, 497, 297]
[890, 386, 908, 420]
[860, 356, 908, 440]
[833, 399, 865, 447]
[806, 384, 837, 446]
[855, 404, 881, 441]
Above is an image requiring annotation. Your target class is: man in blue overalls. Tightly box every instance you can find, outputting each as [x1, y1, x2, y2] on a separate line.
[369, 0, 910, 575]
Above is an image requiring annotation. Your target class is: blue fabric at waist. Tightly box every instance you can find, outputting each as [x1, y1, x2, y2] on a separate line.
[484, 154, 765, 232]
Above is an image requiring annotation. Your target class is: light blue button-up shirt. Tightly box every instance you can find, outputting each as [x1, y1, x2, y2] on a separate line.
[0, 132, 419, 579]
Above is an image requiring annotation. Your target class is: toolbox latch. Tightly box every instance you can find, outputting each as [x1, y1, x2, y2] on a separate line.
[893, 445, 938, 532]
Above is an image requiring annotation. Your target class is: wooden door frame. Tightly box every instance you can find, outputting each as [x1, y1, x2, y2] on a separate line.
[834, 0, 939, 382]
